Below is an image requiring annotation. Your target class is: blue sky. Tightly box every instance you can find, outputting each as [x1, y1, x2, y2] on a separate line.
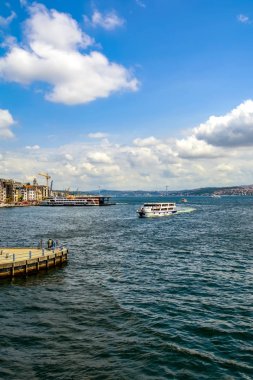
[0, 0, 253, 190]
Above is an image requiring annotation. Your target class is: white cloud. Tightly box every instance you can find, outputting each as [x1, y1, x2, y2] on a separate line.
[135, 0, 146, 8]
[65, 153, 73, 161]
[0, 10, 16, 27]
[25, 145, 40, 150]
[26, 3, 93, 50]
[126, 146, 161, 168]
[1, 130, 253, 190]
[0, 35, 17, 49]
[3, 100, 253, 190]
[175, 136, 221, 159]
[133, 136, 159, 146]
[0, 109, 15, 138]
[87, 151, 112, 164]
[216, 163, 233, 173]
[85, 9, 125, 30]
[237, 14, 250, 24]
[0, 3, 138, 105]
[192, 100, 253, 147]
[87, 132, 108, 139]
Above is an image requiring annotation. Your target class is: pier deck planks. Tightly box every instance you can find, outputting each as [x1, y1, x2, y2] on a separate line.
[0, 247, 68, 278]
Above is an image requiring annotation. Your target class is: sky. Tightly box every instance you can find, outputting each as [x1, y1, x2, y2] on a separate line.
[0, 0, 253, 191]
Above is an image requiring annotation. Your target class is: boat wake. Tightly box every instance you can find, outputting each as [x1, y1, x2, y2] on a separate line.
[177, 207, 196, 214]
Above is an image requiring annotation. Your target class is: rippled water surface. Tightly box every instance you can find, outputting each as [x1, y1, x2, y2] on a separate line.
[0, 196, 253, 379]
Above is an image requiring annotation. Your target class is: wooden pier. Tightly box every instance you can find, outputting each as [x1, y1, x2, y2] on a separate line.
[0, 247, 68, 279]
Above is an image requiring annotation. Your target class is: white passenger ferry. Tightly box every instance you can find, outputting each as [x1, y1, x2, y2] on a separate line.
[137, 202, 177, 218]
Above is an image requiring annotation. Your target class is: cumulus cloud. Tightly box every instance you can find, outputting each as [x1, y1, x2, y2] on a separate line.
[192, 100, 253, 147]
[175, 136, 221, 159]
[0, 10, 16, 27]
[26, 3, 93, 50]
[237, 14, 250, 24]
[216, 163, 234, 173]
[87, 132, 108, 139]
[0, 3, 138, 105]
[3, 99, 253, 190]
[133, 136, 159, 146]
[85, 9, 125, 30]
[87, 151, 112, 164]
[1, 127, 253, 190]
[172, 100, 253, 161]
[25, 145, 40, 150]
[0, 109, 15, 138]
[126, 146, 161, 169]
[65, 153, 73, 161]
[0, 137, 176, 189]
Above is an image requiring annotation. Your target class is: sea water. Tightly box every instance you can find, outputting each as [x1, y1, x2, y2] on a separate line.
[0, 196, 252, 379]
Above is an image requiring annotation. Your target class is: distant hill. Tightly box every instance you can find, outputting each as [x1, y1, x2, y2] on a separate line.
[65, 184, 253, 197]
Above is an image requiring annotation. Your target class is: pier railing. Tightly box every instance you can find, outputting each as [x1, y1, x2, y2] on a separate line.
[0, 240, 64, 250]
[0, 248, 62, 261]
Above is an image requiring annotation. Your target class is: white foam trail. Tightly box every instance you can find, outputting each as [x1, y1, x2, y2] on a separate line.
[177, 207, 196, 214]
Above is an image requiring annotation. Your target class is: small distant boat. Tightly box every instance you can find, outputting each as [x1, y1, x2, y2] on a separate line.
[137, 202, 177, 218]
[181, 198, 188, 203]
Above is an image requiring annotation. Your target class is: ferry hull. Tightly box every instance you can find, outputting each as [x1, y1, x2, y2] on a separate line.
[138, 211, 177, 218]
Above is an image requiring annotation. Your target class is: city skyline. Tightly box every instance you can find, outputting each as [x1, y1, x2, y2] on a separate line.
[1, 0, 253, 190]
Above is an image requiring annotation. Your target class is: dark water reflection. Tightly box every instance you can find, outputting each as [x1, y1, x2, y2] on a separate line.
[0, 196, 253, 379]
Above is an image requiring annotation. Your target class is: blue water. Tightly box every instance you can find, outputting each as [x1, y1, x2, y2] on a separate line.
[0, 196, 252, 379]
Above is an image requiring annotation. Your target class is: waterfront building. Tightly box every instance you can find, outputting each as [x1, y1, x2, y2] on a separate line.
[21, 184, 46, 202]
[0, 181, 7, 203]
[0, 179, 19, 203]
[0, 178, 49, 204]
